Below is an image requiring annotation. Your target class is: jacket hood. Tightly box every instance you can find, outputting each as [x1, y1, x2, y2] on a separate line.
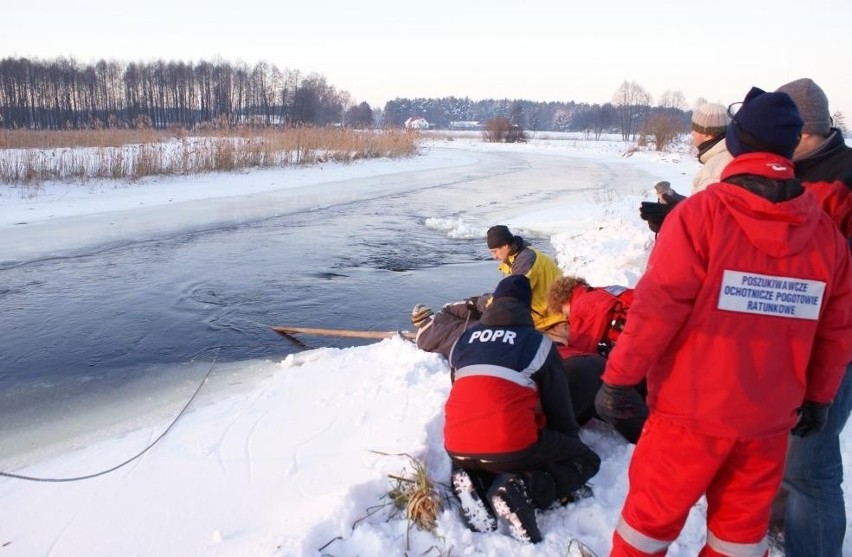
[480, 297, 535, 327]
[710, 181, 822, 257]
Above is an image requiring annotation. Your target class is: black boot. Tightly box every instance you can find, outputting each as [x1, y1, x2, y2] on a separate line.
[451, 467, 497, 533]
[487, 473, 542, 543]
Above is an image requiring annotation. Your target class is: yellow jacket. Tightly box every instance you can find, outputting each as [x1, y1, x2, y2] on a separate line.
[497, 245, 565, 331]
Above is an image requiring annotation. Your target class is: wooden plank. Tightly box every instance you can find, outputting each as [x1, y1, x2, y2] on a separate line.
[272, 326, 416, 341]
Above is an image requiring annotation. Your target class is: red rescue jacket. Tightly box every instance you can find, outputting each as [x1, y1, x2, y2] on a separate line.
[604, 153, 852, 438]
[557, 285, 633, 358]
[801, 180, 852, 238]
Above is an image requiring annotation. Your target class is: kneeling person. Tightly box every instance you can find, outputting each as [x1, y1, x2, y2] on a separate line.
[444, 275, 601, 543]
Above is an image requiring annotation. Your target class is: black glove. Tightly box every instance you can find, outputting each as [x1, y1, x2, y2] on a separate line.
[791, 401, 831, 437]
[464, 297, 482, 320]
[639, 202, 672, 233]
[465, 294, 491, 319]
[660, 189, 687, 205]
[595, 382, 647, 422]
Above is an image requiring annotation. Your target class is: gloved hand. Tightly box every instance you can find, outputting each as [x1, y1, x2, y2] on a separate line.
[595, 382, 647, 422]
[791, 400, 831, 437]
[464, 296, 483, 320]
[660, 189, 687, 205]
[639, 202, 672, 233]
[411, 304, 434, 329]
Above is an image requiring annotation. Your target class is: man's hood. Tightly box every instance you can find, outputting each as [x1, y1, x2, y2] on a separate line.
[710, 183, 822, 258]
[480, 297, 535, 327]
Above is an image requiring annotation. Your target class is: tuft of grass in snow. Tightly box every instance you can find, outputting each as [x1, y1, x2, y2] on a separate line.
[349, 450, 449, 553]
[384, 452, 444, 535]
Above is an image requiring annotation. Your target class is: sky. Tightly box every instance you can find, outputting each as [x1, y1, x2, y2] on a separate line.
[0, 135, 850, 556]
[4, 0, 852, 118]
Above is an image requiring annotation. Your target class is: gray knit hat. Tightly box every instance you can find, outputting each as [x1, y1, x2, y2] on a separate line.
[691, 103, 729, 136]
[776, 78, 831, 135]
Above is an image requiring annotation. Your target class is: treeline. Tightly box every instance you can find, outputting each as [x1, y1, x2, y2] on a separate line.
[1, 57, 696, 140]
[383, 87, 691, 139]
[0, 57, 354, 130]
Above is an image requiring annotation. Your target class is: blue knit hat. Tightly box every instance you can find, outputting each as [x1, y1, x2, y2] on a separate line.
[492, 275, 532, 307]
[725, 87, 803, 159]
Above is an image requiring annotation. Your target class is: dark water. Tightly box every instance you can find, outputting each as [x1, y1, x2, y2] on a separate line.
[0, 200, 500, 388]
[0, 202, 500, 457]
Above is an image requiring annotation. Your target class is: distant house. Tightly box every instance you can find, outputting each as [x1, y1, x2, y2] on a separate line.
[404, 117, 429, 129]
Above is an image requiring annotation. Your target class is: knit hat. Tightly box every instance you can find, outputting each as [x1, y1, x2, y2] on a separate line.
[776, 78, 831, 135]
[492, 275, 532, 307]
[691, 103, 729, 136]
[725, 87, 803, 159]
[486, 225, 515, 249]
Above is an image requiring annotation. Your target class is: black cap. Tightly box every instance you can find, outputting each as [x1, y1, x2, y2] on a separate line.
[492, 275, 532, 307]
[486, 225, 515, 249]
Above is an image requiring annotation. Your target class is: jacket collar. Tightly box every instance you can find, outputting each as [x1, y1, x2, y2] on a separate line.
[721, 152, 795, 182]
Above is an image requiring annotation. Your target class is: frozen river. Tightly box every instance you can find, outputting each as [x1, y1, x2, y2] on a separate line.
[0, 144, 652, 457]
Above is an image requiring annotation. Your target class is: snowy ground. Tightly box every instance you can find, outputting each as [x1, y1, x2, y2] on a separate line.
[0, 135, 849, 556]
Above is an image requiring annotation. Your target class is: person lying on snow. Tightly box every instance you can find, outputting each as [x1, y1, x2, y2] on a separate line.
[410, 275, 648, 444]
[444, 274, 601, 544]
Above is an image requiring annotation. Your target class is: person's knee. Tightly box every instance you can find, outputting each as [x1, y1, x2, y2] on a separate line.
[549, 447, 601, 497]
[521, 470, 557, 509]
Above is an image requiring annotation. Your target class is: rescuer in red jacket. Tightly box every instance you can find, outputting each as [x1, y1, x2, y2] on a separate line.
[596, 87, 852, 556]
[546, 275, 647, 443]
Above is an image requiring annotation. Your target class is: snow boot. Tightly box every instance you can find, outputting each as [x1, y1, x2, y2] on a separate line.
[451, 467, 497, 533]
[487, 473, 542, 543]
[559, 484, 594, 505]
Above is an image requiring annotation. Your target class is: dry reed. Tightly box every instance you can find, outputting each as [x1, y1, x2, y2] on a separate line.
[0, 127, 422, 185]
[355, 452, 446, 537]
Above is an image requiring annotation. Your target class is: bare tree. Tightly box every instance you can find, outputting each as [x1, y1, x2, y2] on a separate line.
[832, 111, 846, 134]
[658, 89, 687, 111]
[612, 80, 652, 141]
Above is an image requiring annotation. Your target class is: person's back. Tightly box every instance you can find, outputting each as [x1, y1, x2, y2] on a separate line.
[774, 76, 852, 557]
[626, 157, 850, 436]
[445, 296, 556, 454]
[444, 275, 600, 544]
[561, 284, 633, 357]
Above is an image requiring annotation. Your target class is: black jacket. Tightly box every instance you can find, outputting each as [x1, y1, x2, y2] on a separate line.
[449, 297, 579, 436]
[795, 128, 852, 187]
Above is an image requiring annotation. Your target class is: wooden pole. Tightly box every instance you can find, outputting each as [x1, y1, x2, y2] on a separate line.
[272, 326, 416, 341]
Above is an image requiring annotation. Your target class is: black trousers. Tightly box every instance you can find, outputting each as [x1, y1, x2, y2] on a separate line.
[562, 353, 646, 444]
[448, 428, 600, 508]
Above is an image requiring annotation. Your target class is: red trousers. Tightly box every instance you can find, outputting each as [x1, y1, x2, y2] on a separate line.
[611, 414, 787, 557]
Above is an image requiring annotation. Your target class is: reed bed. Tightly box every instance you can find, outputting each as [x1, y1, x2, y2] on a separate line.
[0, 127, 422, 185]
